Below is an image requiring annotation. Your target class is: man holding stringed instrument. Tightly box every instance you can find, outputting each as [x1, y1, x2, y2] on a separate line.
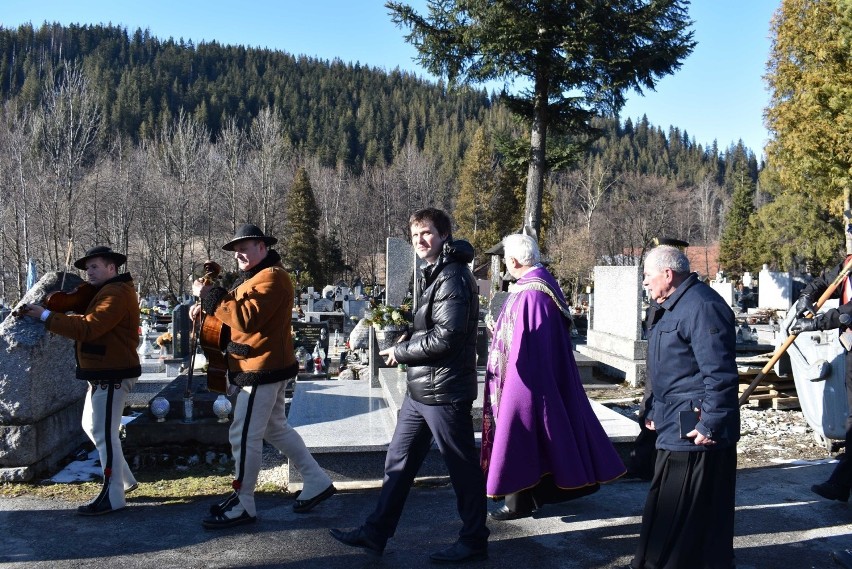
[191, 223, 335, 530]
[18, 245, 141, 516]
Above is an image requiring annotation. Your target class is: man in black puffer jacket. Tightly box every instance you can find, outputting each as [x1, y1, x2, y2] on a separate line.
[330, 208, 489, 564]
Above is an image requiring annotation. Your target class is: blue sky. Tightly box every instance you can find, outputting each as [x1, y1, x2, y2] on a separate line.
[3, 1, 777, 156]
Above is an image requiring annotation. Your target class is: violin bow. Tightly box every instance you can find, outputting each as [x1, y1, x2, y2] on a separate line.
[60, 239, 74, 291]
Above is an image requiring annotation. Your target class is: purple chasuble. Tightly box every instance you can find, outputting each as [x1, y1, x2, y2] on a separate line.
[481, 266, 625, 497]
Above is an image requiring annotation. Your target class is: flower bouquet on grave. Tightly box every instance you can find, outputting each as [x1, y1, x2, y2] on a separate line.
[364, 303, 412, 351]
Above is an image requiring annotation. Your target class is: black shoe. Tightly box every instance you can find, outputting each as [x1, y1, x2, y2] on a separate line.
[202, 510, 256, 529]
[209, 491, 240, 516]
[293, 484, 336, 513]
[833, 549, 852, 569]
[489, 504, 533, 521]
[77, 499, 124, 516]
[329, 527, 385, 556]
[622, 469, 653, 481]
[429, 542, 488, 564]
[812, 481, 850, 502]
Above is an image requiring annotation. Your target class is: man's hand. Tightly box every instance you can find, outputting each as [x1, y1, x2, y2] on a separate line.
[189, 303, 203, 321]
[687, 430, 716, 446]
[378, 347, 397, 366]
[191, 278, 212, 299]
[790, 317, 820, 335]
[18, 303, 46, 320]
[794, 295, 816, 319]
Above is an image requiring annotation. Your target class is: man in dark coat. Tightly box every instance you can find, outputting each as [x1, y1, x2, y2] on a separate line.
[630, 245, 740, 569]
[626, 237, 689, 480]
[330, 208, 489, 564]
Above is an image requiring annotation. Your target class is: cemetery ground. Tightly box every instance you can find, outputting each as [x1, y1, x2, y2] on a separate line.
[0, 371, 833, 504]
[6, 382, 846, 565]
[1, 370, 851, 568]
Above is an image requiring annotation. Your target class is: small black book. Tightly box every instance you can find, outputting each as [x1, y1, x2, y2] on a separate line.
[679, 410, 700, 438]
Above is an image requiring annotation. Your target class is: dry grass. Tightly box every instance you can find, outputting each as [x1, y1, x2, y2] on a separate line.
[0, 463, 290, 504]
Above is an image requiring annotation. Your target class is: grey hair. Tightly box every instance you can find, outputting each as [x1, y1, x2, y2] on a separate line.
[502, 233, 540, 266]
[645, 245, 690, 275]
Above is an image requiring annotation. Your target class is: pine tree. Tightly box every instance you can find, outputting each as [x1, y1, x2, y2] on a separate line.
[765, 0, 852, 253]
[281, 167, 324, 288]
[387, 0, 694, 236]
[455, 126, 498, 260]
[718, 173, 756, 278]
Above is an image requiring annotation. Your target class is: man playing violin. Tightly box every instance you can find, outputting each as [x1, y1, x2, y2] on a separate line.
[190, 223, 335, 529]
[19, 246, 141, 516]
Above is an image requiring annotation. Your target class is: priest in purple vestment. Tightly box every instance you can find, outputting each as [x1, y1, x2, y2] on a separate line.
[481, 233, 625, 520]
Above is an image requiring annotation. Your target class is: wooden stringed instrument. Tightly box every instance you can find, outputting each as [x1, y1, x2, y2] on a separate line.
[193, 260, 230, 394]
[11, 280, 97, 317]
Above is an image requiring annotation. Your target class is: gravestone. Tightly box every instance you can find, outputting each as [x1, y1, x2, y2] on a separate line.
[758, 264, 792, 310]
[488, 291, 510, 322]
[311, 298, 334, 313]
[171, 303, 192, 359]
[0, 272, 89, 481]
[348, 318, 370, 350]
[368, 325, 381, 388]
[344, 299, 369, 320]
[351, 277, 364, 298]
[386, 237, 414, 307]
[292, 321, 330, 355]
[476, 324, 488, 367]
[710, 274, 736, 307]
[318, 313, 346, 335]
[576, 265, 647, 386]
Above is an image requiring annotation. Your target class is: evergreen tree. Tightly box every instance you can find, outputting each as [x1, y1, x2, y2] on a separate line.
[318, 232, 350, 285]
[454, 126, 498, 260]
[765, 0, 852, 253]
[718, 174, 756, 278]
[281, 167, 324, 288]
[387, 0, 695, 236]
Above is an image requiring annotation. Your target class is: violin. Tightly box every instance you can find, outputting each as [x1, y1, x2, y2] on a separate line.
[11, 281, 97, 317]
[44, 282, 97, 313]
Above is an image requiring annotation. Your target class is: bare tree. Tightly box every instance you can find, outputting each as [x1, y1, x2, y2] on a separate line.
[0, 102, 39, 300]
[693, 174, 724, 276]
[218, 117, 248, 234]
[247, 107, 288, 232]
[33, 61, 101, 265]
[572, 158, 620, 231]
[153, 108, 210, 298]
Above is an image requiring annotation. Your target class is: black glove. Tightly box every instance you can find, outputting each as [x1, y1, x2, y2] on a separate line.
[791, 317, 821, 334]
[794, 295, 816, 318]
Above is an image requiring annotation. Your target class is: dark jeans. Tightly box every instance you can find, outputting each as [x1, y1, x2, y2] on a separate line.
[364, 395, 489, 548]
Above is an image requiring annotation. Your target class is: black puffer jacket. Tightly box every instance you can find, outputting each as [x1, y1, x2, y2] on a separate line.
[392, 239, 479, 405]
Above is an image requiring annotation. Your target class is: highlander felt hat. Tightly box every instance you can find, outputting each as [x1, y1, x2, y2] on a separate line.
[73, 246, 128, 270]
[222, 223, 278, 251]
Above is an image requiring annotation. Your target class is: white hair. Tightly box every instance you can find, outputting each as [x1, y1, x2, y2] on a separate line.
[503, 233, 540, 266]
[645, 245, 690, 274]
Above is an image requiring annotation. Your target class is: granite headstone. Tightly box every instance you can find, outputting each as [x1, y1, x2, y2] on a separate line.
[385, 237, 414, 308]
